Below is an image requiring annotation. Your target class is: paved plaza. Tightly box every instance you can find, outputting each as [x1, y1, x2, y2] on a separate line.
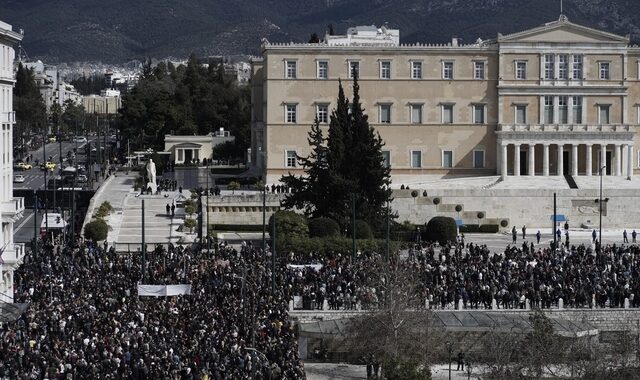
[304, 362, 483, 379]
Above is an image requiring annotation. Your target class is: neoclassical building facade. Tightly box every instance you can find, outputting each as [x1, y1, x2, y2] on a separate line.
[0, 20, 24, 303]
[250, 17, 640, 184]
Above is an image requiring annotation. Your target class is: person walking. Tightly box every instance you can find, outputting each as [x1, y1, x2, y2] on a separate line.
[522, 225, 527, 239]
[623, 230, 629, 243]
[166, 203, 170, 216]
[592, 229, 597, 243]
[633, 230, 637, 243]
[171, 203, 175, 218]
[457, 351, 465, 371]
[512, 226, 517, 244]
[536, 230, 541, 244]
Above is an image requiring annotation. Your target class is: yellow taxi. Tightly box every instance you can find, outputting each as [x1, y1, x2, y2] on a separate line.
[16, 162, 32, 170]
[41, 161, 57, 170]
[48, 136, 57, 143]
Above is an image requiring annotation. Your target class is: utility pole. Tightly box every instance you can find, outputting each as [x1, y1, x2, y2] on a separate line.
[43, 137, 49, 236]
[262, 186, 266, 250]
[553, 193, 557, 250]
[272, 212, 276, 295]
[386, 199, 390, 262]
[352, 193, 356, 260]
[33, 190, 38, 258]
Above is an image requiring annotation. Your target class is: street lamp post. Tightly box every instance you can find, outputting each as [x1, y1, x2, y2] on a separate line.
[446, 340, 452, 380]
[596, 165, 609, 253]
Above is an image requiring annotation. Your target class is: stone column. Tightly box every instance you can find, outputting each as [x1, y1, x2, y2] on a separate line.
[501, 144, 508, 178]
[557, 144, 564, 176]
[586, 144, 592, 176]
[572, 144, 578, 176]
[623, 144, 629, 178]
[528, 144, 535, 176]
[514, 144, 521, 176]
[615, 144, 622, 176]
[600, 144, 606, 175]
[543, 144, 550, 176]
[628, 145, 634, 178]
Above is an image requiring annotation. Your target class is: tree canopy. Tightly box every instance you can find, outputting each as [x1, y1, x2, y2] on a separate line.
[281, 77, 391, 230]
[14, 63, 47, 130]
[119, 55, 251, 154]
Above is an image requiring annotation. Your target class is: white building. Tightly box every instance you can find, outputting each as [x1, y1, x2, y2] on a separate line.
[0, 20, 25, 303]
[325, 25, 400, 46]
[23, 60, 82, 110]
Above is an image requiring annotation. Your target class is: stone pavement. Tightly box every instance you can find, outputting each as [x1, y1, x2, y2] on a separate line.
[83, 172, 195, 251]
[303, 362, 482, 379]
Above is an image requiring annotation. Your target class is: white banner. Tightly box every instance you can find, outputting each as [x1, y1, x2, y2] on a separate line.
[287, 264, 323, 272]
[137, 284, 192, 297]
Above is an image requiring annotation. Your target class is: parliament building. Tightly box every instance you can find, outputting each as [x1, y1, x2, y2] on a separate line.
[250, 16, 640, 186]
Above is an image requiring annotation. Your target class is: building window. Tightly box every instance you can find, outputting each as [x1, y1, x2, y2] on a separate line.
[379, 104, 391, 123]
[442, 104, 454, 124]
[573, 55, 583, 79]
[599, 105, 610, 124]
[380, 61, 391, 79]
[544, 96, 554, 124]
[544, 54, 555, 80]
[285, 150, 297, 168]
[349, 61, 360, 78]
[317, 61, 328, 79]
[516, 61, 527, 80]
[516, 105, 527, 124]
[382, 150, 391, 168]
[285, 60, 297, 79]
[285, 104, 297, 123]
[473, 150, 485, 168]
[442, 150, 453, 168]
[558, 54, 568, 80]
[411, 150, 422, 168]
[474, 61, 485, 80]
[442, 61, 454, 79]
[558, 96, 568, 124]
[572, 96, 582, 124]
[411, 61, 422, 79]
[410, 104, 422, 124]
[316, 104, 329, 124]
[599, 62, 610, 80]
[473, 104, 485, 124]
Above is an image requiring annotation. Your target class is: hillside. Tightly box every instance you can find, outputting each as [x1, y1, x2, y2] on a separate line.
[3, 0, 640, 63]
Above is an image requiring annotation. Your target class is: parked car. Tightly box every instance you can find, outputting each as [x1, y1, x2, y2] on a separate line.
[13, 174, 25, 183]
[73, 136, 88, 143]
[77, 174, 88, 183]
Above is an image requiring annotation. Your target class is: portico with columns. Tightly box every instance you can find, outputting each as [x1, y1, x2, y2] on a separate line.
[497, 125, 635, 178]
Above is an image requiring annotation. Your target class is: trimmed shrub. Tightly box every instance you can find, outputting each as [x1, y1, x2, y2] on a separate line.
[479, 224, 499, 233]
[84, 219, 108, 242]
[227, 181, 241, 194]
[209, 224, 264, 233]
[268, 210, 309, 241]
[184, 218, 197, 233]
[347, 219, 373, 239]
[477, 211, 485, 219]
[411, 190, 419, 198]
[308, 217, 340, 238]
[432, 197, 441, 205]
[455, 204, 463, 212]
[423, 216, 457, 245]
[500, 219, 509, 228]
[422, 190, 428, 197]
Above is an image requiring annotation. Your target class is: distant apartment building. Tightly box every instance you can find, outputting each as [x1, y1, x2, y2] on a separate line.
[251, 17, 640, 184]
[164, 129, 235, 164]
[83, 89, 122, 114]
[23, 60, 82, 110]
[0, 20, 25, 303]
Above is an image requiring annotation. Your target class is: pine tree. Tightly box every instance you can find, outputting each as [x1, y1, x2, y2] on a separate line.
[308, 32, 320, 43]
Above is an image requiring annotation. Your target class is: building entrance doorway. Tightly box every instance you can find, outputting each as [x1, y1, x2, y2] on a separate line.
[520, 151, 528, 175]
[563, 151, 570, 175]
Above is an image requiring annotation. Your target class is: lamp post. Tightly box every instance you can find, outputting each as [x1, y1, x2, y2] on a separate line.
[446, 340, 452, 380]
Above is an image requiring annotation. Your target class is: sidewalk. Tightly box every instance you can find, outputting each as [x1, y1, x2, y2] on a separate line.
[83, 172, 194, 250]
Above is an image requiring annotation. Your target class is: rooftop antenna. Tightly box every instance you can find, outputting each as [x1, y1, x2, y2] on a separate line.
[560, 0, 563, 14]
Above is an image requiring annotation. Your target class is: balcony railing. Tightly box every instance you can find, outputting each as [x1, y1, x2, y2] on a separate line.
[0, 197, 24, 217]
[0, 111, 15, 124]
[498, 124, 632, 133]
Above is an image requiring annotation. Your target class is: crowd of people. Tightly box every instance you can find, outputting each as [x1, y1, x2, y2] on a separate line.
[1, 240, 305, 379]
[287, 240, 640, 311]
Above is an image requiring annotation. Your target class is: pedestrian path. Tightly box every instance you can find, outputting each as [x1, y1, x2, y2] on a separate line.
[83, 172, 195, 251]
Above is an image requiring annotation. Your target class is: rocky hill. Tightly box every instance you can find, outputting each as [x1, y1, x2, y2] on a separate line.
[3, 0, 640, 63]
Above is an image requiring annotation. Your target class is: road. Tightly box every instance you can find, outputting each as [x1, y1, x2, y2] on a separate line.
[13, 139, 94, 190]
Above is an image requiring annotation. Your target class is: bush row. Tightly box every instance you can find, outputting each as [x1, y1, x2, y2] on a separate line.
[275, 236, 401, 256]
[459, 224, 500, 233]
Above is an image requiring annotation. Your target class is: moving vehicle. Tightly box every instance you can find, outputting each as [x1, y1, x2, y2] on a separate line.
[73, 136, 88, 143]
[41, 161, 57, 171]
[16, 162, 32, 170]
[13, 174, 25, 183]
[48, 135, 57, 143]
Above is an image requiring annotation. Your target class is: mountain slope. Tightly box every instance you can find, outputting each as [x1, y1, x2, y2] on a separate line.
[3, 0, 640, 63]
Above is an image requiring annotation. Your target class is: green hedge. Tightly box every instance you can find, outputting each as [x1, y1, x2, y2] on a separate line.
[459, 224, 500, 233]
[308, 217, 340, 237]
[347, 219, 373, 239]
[422, 216, 457, 245]
[209, 167, 249, 175]
[84, 219, 108, 242]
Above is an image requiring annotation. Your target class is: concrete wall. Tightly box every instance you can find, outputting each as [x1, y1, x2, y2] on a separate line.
[391, 187, 640, 228]
[206, 193, 281, 225]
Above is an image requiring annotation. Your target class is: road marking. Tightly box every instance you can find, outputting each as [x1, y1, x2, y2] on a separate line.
[15, 211, 34, 232]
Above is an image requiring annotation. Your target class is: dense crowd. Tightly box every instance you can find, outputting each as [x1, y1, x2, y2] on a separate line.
[1, 241, 304, 379]
[287, 241, 640, 311]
